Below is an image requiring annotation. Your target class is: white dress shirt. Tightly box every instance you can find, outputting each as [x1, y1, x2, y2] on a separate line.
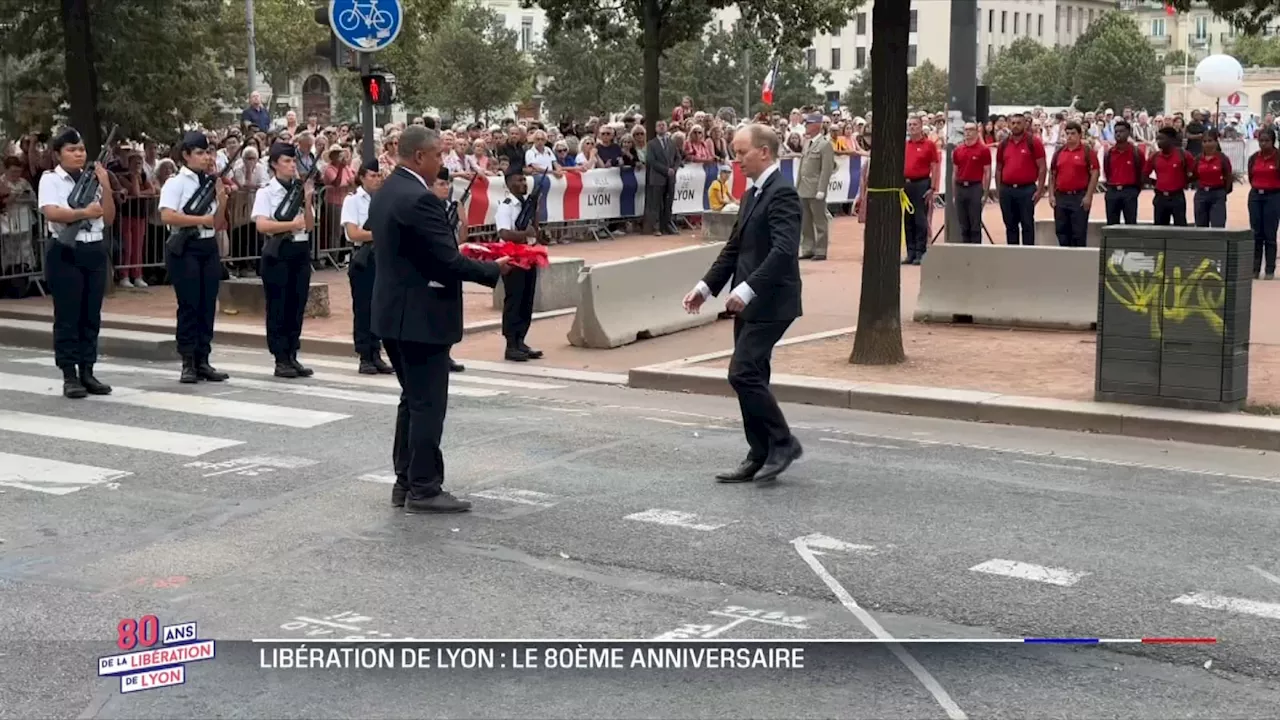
[250, 177, 308, 243]
[340, 186, 372, 243]
[525, 146, 556, 171]
[37, 165, 105, 243]
[158, 166, 217, 239]
[692, 163, 780, 306]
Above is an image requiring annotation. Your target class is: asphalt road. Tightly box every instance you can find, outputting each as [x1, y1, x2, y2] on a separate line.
[0, 342, 1278, 719]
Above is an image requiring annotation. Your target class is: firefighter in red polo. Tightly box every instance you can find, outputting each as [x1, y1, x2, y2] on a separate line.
[952, 122, 992, 244]
[1143, 126, 1194, 226]
[1102, 120, 1143, 225]
[1047, 121, 1099, 248]
[995, 112, 1047, 245]
[903, 116, 939, 264]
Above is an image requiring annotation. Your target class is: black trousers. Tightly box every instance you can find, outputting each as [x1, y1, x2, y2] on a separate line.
[385, 338, 450, 500]
[1153, 191, 1187, 226]
[728, 317, 794, 462]
[348, 248, 380, 358]
[903, 178, 931, 259]
[644, 180, 675, 234]
[955, 182, 984, 244]
[1053, 192, 1088, 247]
[260, 240, 312, 358]
[1104, 186, 1140, 225]
[1248, 190, 1280, 275]
[501, 266, 537, 344]
[44, 239, 107, 369]
[1194, 188, 1228, 228]
[999, 184, 1036, 245]
[166, 234, 220, 359]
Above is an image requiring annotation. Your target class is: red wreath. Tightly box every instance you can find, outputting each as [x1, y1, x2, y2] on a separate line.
[459, 241, 549, 270]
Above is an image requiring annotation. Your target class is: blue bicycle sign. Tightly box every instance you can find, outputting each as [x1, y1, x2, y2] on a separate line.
[329, 0, 403, 53]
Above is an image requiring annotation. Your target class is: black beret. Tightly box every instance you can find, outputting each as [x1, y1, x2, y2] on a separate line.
[359, 158, 380, 176]
[436, 167, 450, 182]
[50, 128, 82, 153]
[1157, 127, 1180, 139]
[268, 142, 296, 164]
[180, 131, 209, 151]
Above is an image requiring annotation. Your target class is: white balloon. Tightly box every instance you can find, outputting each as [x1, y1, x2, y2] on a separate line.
[1194, 54, 1245, 97]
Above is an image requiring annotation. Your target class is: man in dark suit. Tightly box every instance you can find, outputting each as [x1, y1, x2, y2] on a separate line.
[683, 124, 803, 484]
[645, 120, 681, 235]
[369, 126, 511, 513]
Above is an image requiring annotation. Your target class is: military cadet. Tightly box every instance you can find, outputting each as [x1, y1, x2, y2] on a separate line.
[1102, 120, 1144, 225]
[1192, 129, 1232, 229]
[341, 158, 394, 375]
[1247, 128, 1280, 280]
[1143, 127, 1194, 226]
[1047, 122, 1099, 247]
[159, 132, 230, 383]
[430, 167, 466, 373]
[493, 173, 542, 361]
[251, 142, 316, 378]
[37, 128, 115, 398]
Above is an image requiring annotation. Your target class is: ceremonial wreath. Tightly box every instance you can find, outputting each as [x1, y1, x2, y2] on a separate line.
[459, 242, 549, 270]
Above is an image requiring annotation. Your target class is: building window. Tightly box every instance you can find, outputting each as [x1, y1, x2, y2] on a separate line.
[910, 9, 917, 33]
[1056, 7, 1061, 33]
[1195, 16, 1208, 39]
[1001, 11, 1007, 33]
[1077, 8, 1083, 31]
[831, 48, 841, 70]
[1066, 8, 1072, 32]
[805, 47, 816, 70]
[1014, 13, 1020, 34]
[987, 44, 994, 64]
[832, 24, 841, 37]
[520, 16, 533, 51]
[988, 9, 994, 33]
[1038, 14, 1044, 37]
[856, 12, 866, 35]
[908, 44, 917, 67]
[1088, 9, 1094, 27]
[856, 46, 866, 69]
[1151, 18, 1165, 36]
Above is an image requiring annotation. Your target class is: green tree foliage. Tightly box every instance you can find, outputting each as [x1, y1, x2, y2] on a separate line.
[535, 31, 643, 121]
[417, 1, 533, 122]
[1068, 11, 1163, 111]
[364, 0, 457, 113]
[842, 65, 872, 117]
[983, 37, 1073, 106]
[1226, 34, 1280, 66]
[1162, 49, 1190, 69]
[907, 59, 947, 111]
[1175, 1, 1280, 35]
[531, 0, 862, 134]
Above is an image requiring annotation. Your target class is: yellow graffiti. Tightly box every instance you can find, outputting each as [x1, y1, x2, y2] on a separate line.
[1104, 252, 1224, 339]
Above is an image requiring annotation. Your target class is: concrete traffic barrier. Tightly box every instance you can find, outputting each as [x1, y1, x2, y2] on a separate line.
[914, 243, 1098, 330]
[218, 278, 330, 318]
[1034, 218, 1104, 247]
[702, 210, 737, 242]
[492, 256, 584, 312]
[0, 317, 178, 360]
[568, 242, 727, 348]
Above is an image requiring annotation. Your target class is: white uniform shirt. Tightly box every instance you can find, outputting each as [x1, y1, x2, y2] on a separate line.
[158, 166, 217, 239]
[38, 165, 105, 243]
[250, 177, 309, 243]
[340, 187, 372, 244]
[494, 193, 522, 233]
[524, 146, 556, 171]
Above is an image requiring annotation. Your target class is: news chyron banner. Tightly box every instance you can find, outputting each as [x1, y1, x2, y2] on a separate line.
[97, 615, 215, 693]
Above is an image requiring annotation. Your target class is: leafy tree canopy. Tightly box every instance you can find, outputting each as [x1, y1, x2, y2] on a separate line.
[1174, 0, 1280, 34]
[1067, 11, 1164, 111]
[983, 37, 1073, 107]
[417, 0, 533, 122]
[1226, 33, 1280, 66]
[907, 59, 948, 111]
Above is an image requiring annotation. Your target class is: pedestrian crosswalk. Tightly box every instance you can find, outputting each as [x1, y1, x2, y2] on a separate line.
[0, 351, 564, 496]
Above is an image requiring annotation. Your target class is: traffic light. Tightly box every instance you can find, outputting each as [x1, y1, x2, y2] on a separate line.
[313, 3, 356, 70]
[361, 73, 397, 106]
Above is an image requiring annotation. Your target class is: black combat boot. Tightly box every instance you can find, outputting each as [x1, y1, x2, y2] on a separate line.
[62, 365, 87, 399]
[79, 364, 112, 395]
[369, 349, 394, 374]
[358, 355, 379, 375]
[195, 356, 228, 381]
[289, 353, 314, 377]
[274, 355, 300, 378]
[180, 356, 199, 384]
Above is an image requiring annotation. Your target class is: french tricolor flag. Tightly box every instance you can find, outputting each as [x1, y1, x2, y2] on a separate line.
[761, 57, 779, 106]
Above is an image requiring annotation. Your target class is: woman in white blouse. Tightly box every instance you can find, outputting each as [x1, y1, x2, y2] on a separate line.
[574, 136, 598, 170]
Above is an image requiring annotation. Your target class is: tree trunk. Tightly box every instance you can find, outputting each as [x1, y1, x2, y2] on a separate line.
[60, 0, 101, 155]
[641, 0, 661, 138]
[850, 0, 909, 366]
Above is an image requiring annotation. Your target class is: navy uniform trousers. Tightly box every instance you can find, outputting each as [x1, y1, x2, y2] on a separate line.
[45, 239, 107, 370]
[500, 266, 538, 345]
[260, 240, 312, 359]
[166, 235, 221, 360]
[348, 247, 381, 359]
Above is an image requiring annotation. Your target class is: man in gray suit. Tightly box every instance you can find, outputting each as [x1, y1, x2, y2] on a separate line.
[796, 113, 835, 260]
[645, 120, 681, 235]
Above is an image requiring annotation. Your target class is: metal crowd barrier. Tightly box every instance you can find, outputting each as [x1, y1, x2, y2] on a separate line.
[0, 198, 44, 298]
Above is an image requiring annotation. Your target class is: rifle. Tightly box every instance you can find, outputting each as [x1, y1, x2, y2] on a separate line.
[262, 164, 319, 259]
[166, 145, 242, 256]
[446, 173, 477, 232]
[55, 125, 118, 247]
[515, 168, 548, 233]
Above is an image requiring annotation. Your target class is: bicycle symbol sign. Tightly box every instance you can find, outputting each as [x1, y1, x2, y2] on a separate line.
[329, 0, 403, 53]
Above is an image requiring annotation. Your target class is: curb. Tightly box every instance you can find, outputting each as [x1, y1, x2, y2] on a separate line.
[627, 365, 1280, 452]
[0, 317, 177, 362]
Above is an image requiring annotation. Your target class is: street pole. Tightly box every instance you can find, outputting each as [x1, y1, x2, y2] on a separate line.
[743, 47, 751, 121]
[359, 51, 376, 165]
[245, 0, 257, 98]
[944, 0, 978, 245]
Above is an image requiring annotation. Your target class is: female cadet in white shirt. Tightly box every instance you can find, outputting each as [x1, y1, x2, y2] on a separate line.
[341, 157, 393, 375]
[250, 142, 316, 378]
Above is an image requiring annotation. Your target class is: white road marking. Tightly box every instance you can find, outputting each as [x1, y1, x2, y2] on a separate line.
[623, 509, 733, 532]
[82, 362, 403, 405]
[970, 559, 1089, 587]
[0, 452, 132, 495]
[0, 371, 348, 428]
[791, 537, 967, 720]
[0, 410, 242, 457]
[1012, 459, 1089, 472]
[818, 438, 903, 450]
[469, 488, 558, 507]
[1247, 565, 1280, 587]
[192, 362, 502, 397]
[258, 356, 564, 389]
[641, 417, 732, 431]
[358, 473, 397, 484]
[1172, 591, 1280, 620]
[794, 533, 877, 555]
[698, 617, 750, 637]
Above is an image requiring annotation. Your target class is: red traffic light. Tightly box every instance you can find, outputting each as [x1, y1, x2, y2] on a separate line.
[361, 73, 395, 106]
[368, 78, 381, 103]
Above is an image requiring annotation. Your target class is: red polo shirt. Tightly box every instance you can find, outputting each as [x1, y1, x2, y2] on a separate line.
[1144, 150, 1192, 193]
[1052, 143, 1098, 193]
[1104, 143, 1140, 187]
[904, 137, 939, 181]
[1249, 150, 1280, 191]
[1195, 153, 1228, 189]
[998, 133, 1045, 185]
[953, 141, 992, 183]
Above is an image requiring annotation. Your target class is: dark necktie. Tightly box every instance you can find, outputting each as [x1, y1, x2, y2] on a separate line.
[741, 186, 759, 216]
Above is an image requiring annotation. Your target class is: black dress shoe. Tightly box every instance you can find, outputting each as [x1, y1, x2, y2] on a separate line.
[504, 347, 530, 362]
[910, 258, 922, 266]
[449, 359, 465, 372]
[358, 358, 379, 375]
[811, 255, 827, 261]
[274, 361, 300, 378]
[79, 365, 112, 395]
[901, 257, 914, 265]
[404, 491, 472, 513]
[195, 358, 228, 381]
[290, 354, 314, 377]
[63, 377, 88, 399]
[520, 343, 543, 359]
[371, 354, 394, 374]
[715, 459, 764, 484]
[755, 441, 804, 483]
[391, 484, 408, 507]
[180, 357, 200, 384]
[799, 253, 814, 260]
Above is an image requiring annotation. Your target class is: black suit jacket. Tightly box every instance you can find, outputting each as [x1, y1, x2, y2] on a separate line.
[370, 166, 500, 345]
[645, 135, 681, 186]
[701, 169, 803, 323]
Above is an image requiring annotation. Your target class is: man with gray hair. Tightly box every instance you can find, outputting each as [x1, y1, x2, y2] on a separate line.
[683, 124, 804, 485]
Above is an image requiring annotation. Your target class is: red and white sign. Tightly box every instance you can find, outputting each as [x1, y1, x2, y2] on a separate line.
[1228, 92, 1241, 106]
